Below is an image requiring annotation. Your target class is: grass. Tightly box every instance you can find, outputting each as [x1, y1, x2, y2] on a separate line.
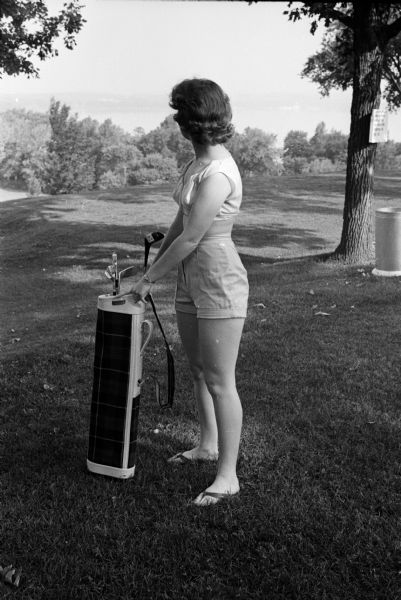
[1, 173, 401, 599]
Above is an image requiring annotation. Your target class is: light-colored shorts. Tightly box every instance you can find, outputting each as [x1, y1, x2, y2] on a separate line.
[175, 236, 249, 319]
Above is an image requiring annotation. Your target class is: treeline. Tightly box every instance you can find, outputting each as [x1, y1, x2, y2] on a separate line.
[283, 123, 348, 174]
[0, 100, 400, 195]
[283, 122, 401, 174]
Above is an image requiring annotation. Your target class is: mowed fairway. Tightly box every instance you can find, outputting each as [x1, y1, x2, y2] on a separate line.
[1, 173, 401, 599]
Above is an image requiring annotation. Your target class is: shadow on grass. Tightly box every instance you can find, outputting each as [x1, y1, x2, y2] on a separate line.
[243, 175, 345, 217]
[234, 223, 330, 252]
[0, 185, 341, 358]
[95, 182, 176, 203]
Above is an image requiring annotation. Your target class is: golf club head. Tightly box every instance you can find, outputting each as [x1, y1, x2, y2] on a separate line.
[145, 231, 164, 246]
[144, 231, 164, 271]
[118, 265, 137, 282]
[105, 265, 114, 279]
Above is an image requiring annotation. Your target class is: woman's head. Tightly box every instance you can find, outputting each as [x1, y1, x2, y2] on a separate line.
[169, 78, 234, 146]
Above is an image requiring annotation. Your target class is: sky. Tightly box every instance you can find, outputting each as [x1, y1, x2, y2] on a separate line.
[2, 0, 400, 142]
[3, 0, 326, 96]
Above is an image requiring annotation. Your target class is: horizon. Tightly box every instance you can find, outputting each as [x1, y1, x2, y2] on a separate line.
[0, 88, 356, 146]
[2, 88, 401, 146]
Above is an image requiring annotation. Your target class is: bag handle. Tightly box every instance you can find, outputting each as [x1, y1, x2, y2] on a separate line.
[140, 319, 153, 356]
[145, 293, 175, 408]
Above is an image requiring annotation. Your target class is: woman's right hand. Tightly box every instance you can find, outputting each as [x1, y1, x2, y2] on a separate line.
[114, 276, 152, 302]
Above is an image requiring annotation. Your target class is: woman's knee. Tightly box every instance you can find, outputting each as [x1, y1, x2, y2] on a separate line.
[189, 362, 204, 383]
[204, 373, 235, 399]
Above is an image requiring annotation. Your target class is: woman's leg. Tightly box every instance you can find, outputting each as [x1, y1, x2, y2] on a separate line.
[172, 311, 218, 459]
[193, 317, 245, 505]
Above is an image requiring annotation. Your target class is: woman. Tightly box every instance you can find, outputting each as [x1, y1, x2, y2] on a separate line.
[117, 78, 248, 506]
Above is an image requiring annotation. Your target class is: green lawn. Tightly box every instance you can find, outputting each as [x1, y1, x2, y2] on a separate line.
[0, 173, 401, 599]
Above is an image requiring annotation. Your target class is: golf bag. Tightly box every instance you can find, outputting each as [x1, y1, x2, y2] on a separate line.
[87, 294, 154, 478]
[87, 233, 174, 479]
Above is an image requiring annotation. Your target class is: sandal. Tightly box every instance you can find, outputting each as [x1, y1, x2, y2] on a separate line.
[0, 564, 22, 588]
[193, 490, 240, 506]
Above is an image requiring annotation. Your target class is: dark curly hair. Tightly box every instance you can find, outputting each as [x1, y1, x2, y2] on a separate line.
[169, 78, 235, 145]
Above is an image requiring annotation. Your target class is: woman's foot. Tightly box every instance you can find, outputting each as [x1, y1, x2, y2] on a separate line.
[192, 475, 240, 506]
[167, 446, 219, 464]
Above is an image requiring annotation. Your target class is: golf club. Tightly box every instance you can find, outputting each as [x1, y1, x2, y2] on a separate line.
[141, 231, 175, 409]
[104, 232, 165, 297]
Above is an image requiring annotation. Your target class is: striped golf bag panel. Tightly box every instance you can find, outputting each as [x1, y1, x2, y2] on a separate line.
[87, 295, 152, 479]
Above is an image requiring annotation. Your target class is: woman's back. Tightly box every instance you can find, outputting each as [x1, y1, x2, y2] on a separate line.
[173, 155, 242, 222]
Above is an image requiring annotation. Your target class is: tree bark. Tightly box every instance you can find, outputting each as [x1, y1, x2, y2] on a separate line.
[333, 4, 384, 263]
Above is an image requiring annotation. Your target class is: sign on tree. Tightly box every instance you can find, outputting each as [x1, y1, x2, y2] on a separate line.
[369, 109, 389, 144]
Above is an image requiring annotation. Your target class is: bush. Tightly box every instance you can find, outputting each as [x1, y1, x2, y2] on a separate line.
[98, 170, 127, 190]
[308, 158, 345, 174]
[375, 140, 401, 171]
[283, 156, 311, 174]
[43, 102, 99, 194]
[27, 175, 42, 196]
[284, 130, 313, 160]
[227, 128, 280, 177]
[128, 153, 179, 184]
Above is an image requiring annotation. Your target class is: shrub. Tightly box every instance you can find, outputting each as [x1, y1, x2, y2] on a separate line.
[128, 153, 179, 185]
[98, 170, 127, 190]
[308, 158, 345, 174]
[283, 155, 311, 174]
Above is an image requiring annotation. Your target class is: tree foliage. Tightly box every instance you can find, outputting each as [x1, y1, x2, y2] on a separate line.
[285, 2, 401, 35]
[0, 0, 85, 78]
[95, 119, 142, 189]
[375, 140, 401, 171]
[135, 115, 193, 168]
[228, 127, 281, 177]
[284, 130, 313, 160]
[129, 153, 179, 185]
[44, 100, 98, 194]
[283, 123, 348, 174]
[0, 108, 50, 193]
[1, 102, 400, 197]
[301, 22, 401, 110]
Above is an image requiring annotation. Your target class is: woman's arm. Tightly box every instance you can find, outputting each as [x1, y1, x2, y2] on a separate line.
[146, 173, 231, 282]
[152, 206, 184, 265]
[114, 172, 231, 300]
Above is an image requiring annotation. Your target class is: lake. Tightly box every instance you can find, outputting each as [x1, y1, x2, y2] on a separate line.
[1, 91, 401, 145]
[0, 90, 355, 144]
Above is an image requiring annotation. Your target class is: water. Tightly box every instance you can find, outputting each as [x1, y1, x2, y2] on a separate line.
[1, 91, 401, 144]
[0, 92, 167, 133]
[0, 90, 353, 144]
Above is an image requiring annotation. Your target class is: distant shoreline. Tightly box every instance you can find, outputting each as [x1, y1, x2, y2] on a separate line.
[2, 92, 401, 149]
[0, 90, 358, 145]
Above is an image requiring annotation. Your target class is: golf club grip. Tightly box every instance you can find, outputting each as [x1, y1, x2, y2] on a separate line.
[144, 241, 150, 272]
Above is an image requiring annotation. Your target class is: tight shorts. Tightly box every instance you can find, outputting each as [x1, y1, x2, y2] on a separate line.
[174, 236, 249, 319]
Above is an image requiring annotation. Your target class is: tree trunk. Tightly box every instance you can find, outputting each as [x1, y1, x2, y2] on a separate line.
[333, 5, 384, 263]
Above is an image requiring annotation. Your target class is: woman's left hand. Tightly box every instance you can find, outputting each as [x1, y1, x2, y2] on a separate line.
[114, 276, 152, 302]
